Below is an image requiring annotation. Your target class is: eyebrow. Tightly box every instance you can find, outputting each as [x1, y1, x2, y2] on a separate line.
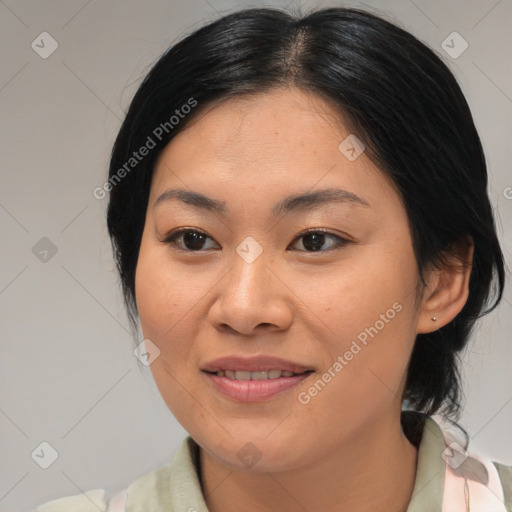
[153, 187, 370, 217]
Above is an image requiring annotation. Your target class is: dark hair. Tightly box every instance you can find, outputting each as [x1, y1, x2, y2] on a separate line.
[106, 6, 505, 419]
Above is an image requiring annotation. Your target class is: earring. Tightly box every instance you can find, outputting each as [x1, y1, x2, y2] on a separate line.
[431, 316, 437, 322]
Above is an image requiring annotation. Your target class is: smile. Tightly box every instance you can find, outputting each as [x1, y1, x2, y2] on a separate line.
[212, 369, 311, 380]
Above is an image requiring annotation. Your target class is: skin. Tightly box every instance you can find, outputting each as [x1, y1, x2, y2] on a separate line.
[135, 87, 474, 512]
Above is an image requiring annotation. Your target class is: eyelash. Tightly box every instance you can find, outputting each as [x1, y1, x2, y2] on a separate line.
[161, 228, 351, 253]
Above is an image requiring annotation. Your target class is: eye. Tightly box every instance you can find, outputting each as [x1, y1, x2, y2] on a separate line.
[289, 228, 350, 252]
[162, 228, 219, 252]
[161, 228, 351, 253]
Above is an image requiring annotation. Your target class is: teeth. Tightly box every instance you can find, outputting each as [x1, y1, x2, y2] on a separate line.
[215, 369, 300, 380]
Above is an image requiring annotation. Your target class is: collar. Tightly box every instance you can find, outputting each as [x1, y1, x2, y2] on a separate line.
[406, 415, 446, 511]
[126, 416, 445, 512]
[162, 415, 446, 512]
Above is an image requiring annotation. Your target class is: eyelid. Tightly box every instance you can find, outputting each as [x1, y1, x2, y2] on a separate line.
[293, 227, 352, 241]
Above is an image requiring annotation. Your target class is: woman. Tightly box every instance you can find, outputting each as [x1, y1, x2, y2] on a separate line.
[34, 5, 510, 512]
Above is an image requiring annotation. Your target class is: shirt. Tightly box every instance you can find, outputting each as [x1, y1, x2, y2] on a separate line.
[34, 413, 512, 512]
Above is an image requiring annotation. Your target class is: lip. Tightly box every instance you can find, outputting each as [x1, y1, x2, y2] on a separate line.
[201, 355, 313, 374]
[203, 371, 313, 402]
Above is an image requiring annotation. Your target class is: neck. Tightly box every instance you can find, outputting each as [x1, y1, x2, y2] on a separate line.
[199, 413, 419, 512]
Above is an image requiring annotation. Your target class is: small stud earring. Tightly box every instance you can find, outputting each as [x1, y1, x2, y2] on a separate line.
[431, 316, 437, 322]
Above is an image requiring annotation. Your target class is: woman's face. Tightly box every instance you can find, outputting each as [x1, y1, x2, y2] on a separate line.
[135, 87, 425, 471]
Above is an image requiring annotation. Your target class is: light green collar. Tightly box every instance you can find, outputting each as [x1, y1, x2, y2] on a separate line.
[406, 416, 446, 512]
[127, 416, 446, 512]
[169, 436, 209, 512]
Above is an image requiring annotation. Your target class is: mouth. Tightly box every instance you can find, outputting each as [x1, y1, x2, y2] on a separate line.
[202, 362, 314, 402]
[204, 369, 314, 381]
[201, 356, 315, 401]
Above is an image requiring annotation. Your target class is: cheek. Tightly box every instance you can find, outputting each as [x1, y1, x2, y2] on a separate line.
[292, 243, 418, 406]
[134, 236, 216, 380]
[135, 237, 193, 337]
[135, 244, 203, 424]
[291, 240, 418, 339]
[135, 239, 191, 376]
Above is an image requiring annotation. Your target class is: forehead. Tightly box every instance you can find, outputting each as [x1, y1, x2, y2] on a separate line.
[171, 88, 349, 162]
[150, 88, 400, 216]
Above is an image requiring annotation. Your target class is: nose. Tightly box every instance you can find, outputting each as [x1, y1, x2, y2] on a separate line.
[207, 245, 293, 336]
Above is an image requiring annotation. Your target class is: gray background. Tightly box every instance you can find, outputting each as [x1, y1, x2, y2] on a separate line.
[1, 0, 511, 510]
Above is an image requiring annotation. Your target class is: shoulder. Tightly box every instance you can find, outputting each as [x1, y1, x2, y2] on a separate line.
[33, 489, 108, 512]
[32, 465, 173, 511]
[426, 414, 512, 510]
[403, 412, 512, 510]
[31, 438, 188, 512]
[33, 487, 131, 512]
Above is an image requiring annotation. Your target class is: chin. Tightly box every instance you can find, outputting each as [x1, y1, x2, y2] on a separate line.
[194, 428, 309, 473]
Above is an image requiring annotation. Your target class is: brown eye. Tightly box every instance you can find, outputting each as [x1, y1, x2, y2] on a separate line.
[163, 229, 219, 251]
[289, 229, 350, 252]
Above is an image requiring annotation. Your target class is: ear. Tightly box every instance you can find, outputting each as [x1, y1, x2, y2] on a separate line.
[416, 236, 474, 334]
